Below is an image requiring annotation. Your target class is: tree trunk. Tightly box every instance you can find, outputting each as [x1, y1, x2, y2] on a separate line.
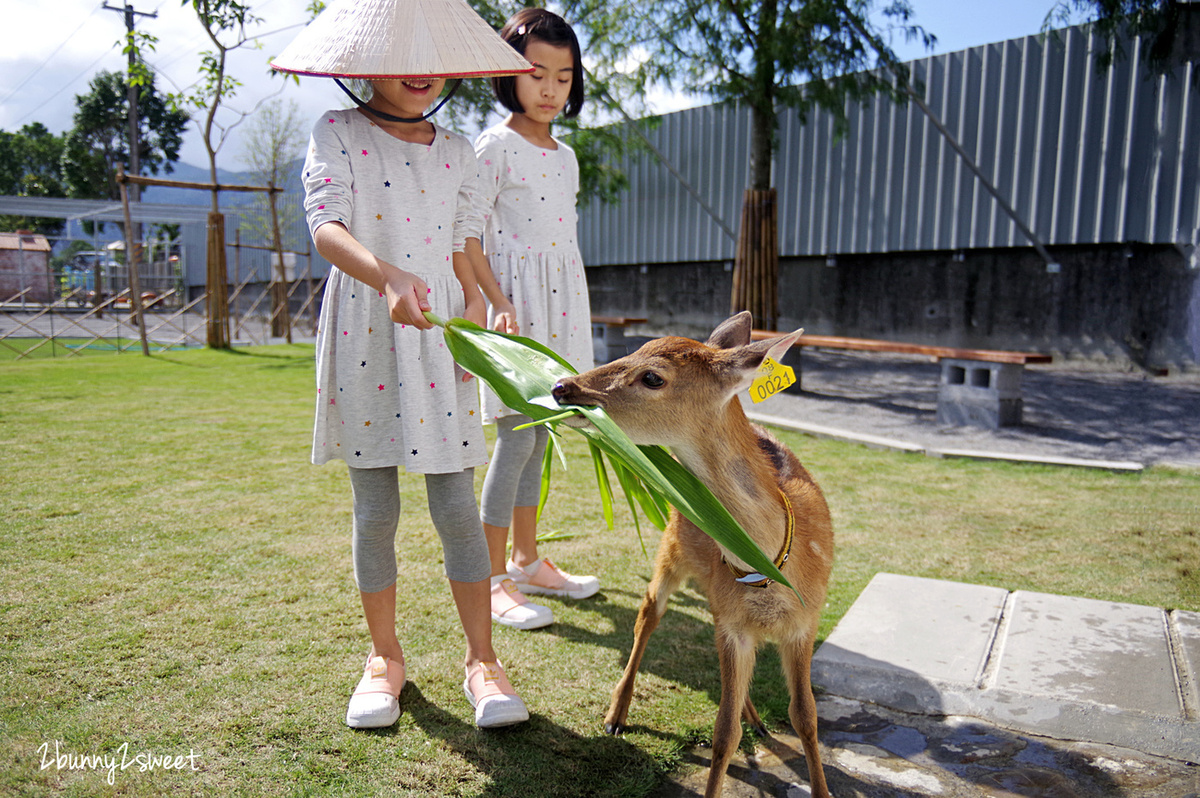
[731, 0, 780, 330]
[730, 188, 778, 331]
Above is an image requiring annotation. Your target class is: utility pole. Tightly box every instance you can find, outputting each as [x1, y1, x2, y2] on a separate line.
[104, 2, 157, 201]
[104, 2, 157, 312]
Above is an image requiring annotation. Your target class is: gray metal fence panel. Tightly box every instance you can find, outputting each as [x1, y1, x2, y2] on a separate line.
[578, 22, 1200, 266]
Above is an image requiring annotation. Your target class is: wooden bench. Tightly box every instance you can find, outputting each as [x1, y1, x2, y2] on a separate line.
[592, 315, 649, 363]
[749, 330, 1052, 428]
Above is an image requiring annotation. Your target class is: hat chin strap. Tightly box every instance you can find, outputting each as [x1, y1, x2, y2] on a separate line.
[335, 78, 463, 123]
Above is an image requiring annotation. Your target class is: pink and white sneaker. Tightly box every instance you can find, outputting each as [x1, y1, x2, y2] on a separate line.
[464, 660, 529, 728]
[490, 576, 554, 629]
[345, 654, 406, 729]
[506, 557, 600, 600]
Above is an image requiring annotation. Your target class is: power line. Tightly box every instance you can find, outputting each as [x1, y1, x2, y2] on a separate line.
[1, 3, 105, 107]
[12, 45, 119, 127]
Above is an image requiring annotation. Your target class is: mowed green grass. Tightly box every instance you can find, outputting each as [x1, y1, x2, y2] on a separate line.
[2, 345, 1196, 796]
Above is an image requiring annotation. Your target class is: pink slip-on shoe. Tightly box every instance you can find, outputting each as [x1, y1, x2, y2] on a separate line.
[490, 576, 553, 630]
[345, 654, 406, 729]
[506, 557, 600, 599]
[463, 660, 529, 728]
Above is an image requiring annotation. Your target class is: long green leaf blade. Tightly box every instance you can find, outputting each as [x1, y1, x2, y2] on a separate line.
[589, 441, 615, 530]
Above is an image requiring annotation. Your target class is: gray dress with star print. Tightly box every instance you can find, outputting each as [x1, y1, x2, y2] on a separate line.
[303, 109, 487, 473]
[473, 124, 594, 422]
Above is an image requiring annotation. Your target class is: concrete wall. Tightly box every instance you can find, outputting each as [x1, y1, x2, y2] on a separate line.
[585, 244, 1199, 370]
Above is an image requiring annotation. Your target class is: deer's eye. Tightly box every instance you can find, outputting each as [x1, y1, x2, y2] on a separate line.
[641, 372, 665, 389]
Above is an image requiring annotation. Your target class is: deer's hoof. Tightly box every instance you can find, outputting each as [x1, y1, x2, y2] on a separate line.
[604, 721, 624, 736]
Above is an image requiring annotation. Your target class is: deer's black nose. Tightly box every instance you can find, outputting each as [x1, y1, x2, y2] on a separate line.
[551, 381, 570, 404]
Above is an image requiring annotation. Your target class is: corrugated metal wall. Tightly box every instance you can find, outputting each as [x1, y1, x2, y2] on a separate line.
[578, 23, 1200, 266]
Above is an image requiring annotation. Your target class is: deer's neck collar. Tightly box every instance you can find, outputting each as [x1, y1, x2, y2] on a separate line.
[721, 489, 794, 589]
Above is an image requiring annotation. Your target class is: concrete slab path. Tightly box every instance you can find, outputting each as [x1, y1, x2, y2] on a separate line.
[811, 573, 1199, 762]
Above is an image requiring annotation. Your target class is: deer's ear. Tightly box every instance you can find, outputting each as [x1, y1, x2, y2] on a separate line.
[763, 328, 803, 364]
[726, 328, 804, 377]
[706, 311, 753, 350]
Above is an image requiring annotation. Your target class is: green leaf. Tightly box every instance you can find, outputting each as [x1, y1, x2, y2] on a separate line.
[612, 458, 667, 532]
[537, 428, 554, 523]
[572, 407, 797, 597]
[609, 458, 653, 558]
[590, 442, 616, 530]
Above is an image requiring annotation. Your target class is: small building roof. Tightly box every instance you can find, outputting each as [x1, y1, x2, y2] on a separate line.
[0, 231, 51, 252]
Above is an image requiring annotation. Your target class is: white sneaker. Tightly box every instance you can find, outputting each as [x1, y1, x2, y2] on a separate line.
[507, 557, 600, 600]
[490, 577, 554, 629]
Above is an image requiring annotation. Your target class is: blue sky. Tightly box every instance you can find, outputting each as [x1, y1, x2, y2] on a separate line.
[3, 0, 1081, 169]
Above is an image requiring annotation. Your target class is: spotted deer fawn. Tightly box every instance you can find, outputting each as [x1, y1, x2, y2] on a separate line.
[551, 311, 833, 798]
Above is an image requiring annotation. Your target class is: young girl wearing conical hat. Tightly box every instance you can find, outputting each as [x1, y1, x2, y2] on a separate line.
[273, 0, 534, 730]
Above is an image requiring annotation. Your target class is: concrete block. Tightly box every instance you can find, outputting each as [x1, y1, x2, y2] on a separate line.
[592, 322, 647, 363]
[936, 396, 1023, 427]
[937, 359, 1026, 428]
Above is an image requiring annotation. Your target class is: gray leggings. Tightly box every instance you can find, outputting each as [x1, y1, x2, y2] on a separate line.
[480, 415, 549, 527]
[348, 466, 490, 592]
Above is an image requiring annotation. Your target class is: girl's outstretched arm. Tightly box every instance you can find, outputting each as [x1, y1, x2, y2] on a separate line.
[464, 238, 518, 334]
[451, 247, 487, 329]
[313, 221, 433, 329]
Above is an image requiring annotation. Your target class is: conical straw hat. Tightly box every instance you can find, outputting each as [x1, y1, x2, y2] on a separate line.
[271, 0, 532, 79]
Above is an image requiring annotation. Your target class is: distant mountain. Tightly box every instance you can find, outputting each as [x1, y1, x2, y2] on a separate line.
[140, 160, 307, 208]
[141, 162, 258, 207]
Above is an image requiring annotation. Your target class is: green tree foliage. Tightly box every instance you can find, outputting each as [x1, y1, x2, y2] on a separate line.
[0, 123, 67, 236]
[60, 70, 188, 201]
[568, 0, 931, 190]
[238, 98, 306, 248]
[174, 0, 267, 211]
[1046, 0, 1200, 81]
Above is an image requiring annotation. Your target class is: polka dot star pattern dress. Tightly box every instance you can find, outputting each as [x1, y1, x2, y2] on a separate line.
[474, 124, 593, 422]
[304, 109, 486, 473]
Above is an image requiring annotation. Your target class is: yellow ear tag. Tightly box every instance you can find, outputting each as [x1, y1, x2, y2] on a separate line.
[749, 357, 796, 403]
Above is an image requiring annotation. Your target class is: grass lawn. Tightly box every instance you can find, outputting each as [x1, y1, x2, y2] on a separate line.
[0, 337, 199, 361]
[2, 345, 1197, 796]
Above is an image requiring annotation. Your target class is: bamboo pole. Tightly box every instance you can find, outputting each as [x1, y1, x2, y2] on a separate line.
[731, 188, 779, 330]
[268, 184, 292, 342]
[116, 165, 150, 355]
[206, 212, 230, 348]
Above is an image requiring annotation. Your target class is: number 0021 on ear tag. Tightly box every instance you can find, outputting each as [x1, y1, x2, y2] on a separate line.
[749, 357, 796, 403]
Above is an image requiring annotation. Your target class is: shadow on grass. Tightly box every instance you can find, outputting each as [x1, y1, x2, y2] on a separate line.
[150, 346, 315, 370]
[548, 586, 722, 693]
[543, 586, 802, 737]
[400, 684, 666, 798]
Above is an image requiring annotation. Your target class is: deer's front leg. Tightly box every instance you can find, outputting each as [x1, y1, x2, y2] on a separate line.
[605, 533, 686, 735]
[704, 627, 756, 798]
